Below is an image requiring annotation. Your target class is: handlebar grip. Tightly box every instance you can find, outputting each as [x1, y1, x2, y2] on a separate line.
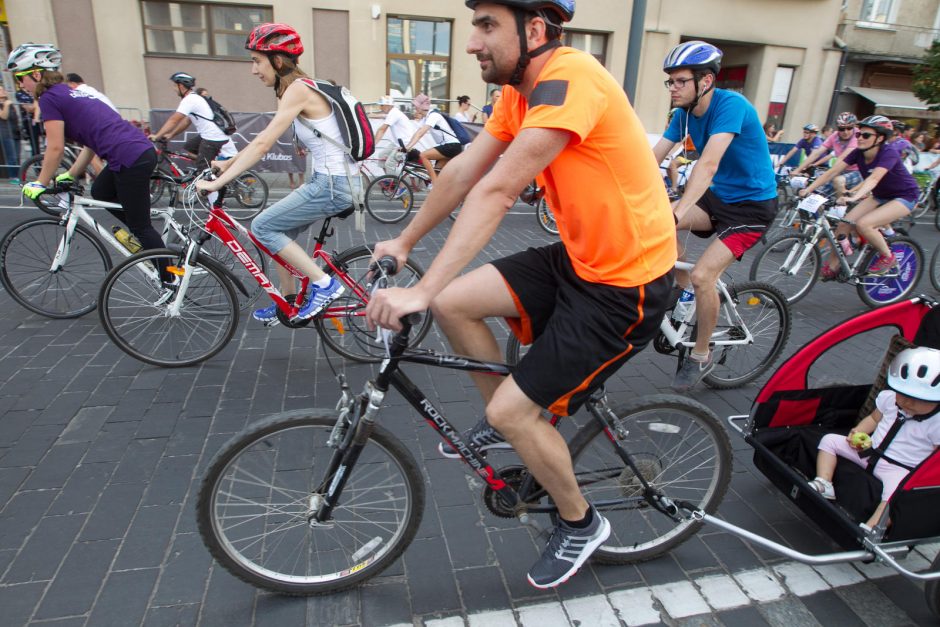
[377, 255, 399, 276]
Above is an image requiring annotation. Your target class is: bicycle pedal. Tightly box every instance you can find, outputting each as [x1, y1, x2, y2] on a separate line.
[517, 512, 550, 539]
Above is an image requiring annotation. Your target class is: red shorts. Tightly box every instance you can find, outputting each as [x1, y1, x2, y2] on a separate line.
[692, 188, 777, 260]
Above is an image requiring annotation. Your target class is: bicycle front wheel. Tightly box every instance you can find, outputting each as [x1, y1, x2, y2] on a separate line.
[98, 249, 238, 367]
[365, 175, 413, 224]
[536, 199, 559, 235]
[199, 236, 266, 311]
[227, 171, 269, 219]
[568, 394, 731, 563]
[196, 410, 424, 595]
[1, 218, 111, 318]
[703, 281, 792, 389]
[857, 236, 924, 308]
[748, 233, 820, 304]
[315, 245, 433, 362]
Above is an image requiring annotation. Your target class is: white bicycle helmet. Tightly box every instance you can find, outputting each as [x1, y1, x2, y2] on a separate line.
[888, 346, 940, 402]
[7, 43, 61, 73]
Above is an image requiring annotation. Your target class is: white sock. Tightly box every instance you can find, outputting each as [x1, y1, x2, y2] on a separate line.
[690, 350, 710, 362]
[313, 276, 333, 289]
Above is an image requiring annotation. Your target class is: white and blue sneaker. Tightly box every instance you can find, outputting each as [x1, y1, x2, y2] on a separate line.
[527, 506, 610, 589]
[293, 279, 345, 321]
[252, 303, 280, 327]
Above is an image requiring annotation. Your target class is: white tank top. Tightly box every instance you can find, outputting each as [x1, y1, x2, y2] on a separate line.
[293, 112, 354, 176]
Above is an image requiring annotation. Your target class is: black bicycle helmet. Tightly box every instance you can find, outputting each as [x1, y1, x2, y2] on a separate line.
[858, 115, 894, 137]
[465, 0, 575, 86]
[170, 72, 196, 89]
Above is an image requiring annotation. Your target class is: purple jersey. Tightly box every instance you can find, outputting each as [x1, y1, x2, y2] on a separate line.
[843, 144, 920, 203]
[38, 83, 151, 170]
[795, 136, 822, 154]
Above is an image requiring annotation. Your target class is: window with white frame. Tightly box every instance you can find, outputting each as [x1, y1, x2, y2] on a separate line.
[564, 30, 609, 67]
[859, 0, 899, 26]
[141, 1, 272, 58]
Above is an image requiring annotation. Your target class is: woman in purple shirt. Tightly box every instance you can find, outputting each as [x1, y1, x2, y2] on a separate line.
[799, 115, 919, 278]
[8, 44, 167, 274]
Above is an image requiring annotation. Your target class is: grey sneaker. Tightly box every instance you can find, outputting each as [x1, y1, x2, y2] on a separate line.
[438, 417, 513, 459]
[671, 352, 715, 392]
[527, 506, 611, 589]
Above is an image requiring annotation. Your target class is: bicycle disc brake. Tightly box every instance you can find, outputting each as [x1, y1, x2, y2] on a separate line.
[483, 466, 542, 518]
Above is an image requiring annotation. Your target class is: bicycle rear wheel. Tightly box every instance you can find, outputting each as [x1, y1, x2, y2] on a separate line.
[568, 394, 731, 563]
[748, 233, 820, 304]
[0, 218, 111, 318]
[315, 245, 433, 362]
[226, 171, 269, 220]
[536, 199, 559, 235]
[703, 281, 791, 389]
[364, 175, 413, 224]
[197, 410, 424, 595]
[856, 236, 924, 308]
[98, 249, 238, 367]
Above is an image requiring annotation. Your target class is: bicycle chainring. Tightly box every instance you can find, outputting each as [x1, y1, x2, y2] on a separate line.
[276, 294, 313, 329]
[483, 466, 543, 518]
[653, 328, 678, 355]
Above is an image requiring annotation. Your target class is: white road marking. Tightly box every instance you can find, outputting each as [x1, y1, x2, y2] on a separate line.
[650, 580, 711, 618]
[562, 595, 620, 627]
[733, 568, 787, 602]
[773, 562, 830, 596]
[607, 587, 661, 627]
[516, 601, 570, 627]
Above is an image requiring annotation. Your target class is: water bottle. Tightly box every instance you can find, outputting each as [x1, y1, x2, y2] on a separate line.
[672, 286, 695, 322]
[836, 234, 853, 257]
[112, 226, 142, 253]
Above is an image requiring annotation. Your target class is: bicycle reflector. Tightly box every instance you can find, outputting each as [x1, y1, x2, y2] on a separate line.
[167, 266, 186, 276]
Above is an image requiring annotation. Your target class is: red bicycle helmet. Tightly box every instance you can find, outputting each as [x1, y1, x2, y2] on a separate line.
[245, 23, 304, 57]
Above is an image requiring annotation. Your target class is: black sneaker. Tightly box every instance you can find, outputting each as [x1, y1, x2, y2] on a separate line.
[527, 506, 611, 589]
[437, 417, 513, 459]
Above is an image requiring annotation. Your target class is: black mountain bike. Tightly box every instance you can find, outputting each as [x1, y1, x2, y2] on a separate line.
[196, 267, 732, 595]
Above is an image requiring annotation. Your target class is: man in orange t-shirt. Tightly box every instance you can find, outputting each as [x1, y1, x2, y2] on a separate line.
[367, 0, 676, 589]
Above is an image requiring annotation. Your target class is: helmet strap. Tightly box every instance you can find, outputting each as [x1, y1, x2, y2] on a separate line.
[686, 73, 715, 114]
[508, 10, 562, 87]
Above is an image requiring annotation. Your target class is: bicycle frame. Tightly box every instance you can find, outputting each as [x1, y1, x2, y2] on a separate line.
[309, 328, 677, 525]
[197, 202, 372, 322]
[656, 260, 758, 351]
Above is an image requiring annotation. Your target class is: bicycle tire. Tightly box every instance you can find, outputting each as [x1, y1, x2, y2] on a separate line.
[98, 248, 238, 367]
[364, 174, 413, 224]
[856, 236, 924, 309]
[149, 175, 167, 206]
[196, 410, 424, 595]
[926, 551, 940, 618]
[20, 154, 72, 216]
[567, 394, 731, 563]
[198, 236, 266, 312]
[702, 281, 792, 389]
[315, 245, 433, 362]
[931, 245, 940, 294]
[227, 171, 269, 218]
[536, 199, 559, 235]
[748, 233, 821, 304]
[0, 218, 111, 318]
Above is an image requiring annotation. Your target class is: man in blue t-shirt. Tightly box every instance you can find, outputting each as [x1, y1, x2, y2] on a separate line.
[652, 40, 777, 392]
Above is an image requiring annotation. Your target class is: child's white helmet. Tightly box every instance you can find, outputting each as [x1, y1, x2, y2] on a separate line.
[888, 346, 940, 402]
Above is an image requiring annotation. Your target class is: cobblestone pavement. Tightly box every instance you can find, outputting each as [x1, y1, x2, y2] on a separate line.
[0, 187, 939, 626]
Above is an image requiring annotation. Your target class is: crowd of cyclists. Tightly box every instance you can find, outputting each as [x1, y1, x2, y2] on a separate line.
[5, 0, 940, 592]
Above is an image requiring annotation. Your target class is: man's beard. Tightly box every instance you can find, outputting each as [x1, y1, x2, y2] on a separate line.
[480, 56, 514, 86]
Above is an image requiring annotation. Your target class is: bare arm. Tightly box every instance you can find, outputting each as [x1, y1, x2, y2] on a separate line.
[150, 112, 188, 141]
[674, 132, 734, 219]
[405, 125, 431, 152]
[373, 123, 391, 147]
[652, 137, 678, 166]
[68, 146, 97, 179]
[36, 120, 66, 186]
[800, 156, 849, 196]
[844, 166, 888, 203]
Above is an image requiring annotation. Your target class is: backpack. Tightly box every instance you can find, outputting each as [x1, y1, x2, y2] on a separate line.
[430, 108, 472, 145]
[195, 95, 236, 136]
[297, 78, 375, 161]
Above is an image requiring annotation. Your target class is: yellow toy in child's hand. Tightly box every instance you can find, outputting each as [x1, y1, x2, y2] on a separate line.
[850, 432, 872, 449]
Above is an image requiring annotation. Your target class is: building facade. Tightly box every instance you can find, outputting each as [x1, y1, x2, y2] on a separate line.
[4, 0, 922, 142]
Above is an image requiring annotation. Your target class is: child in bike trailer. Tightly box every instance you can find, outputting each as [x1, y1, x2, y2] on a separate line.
[11, 43, 171, 281]
[811, 346, 940, 530]
[196, 23, 359, 327]
[799, 115, 920, 280]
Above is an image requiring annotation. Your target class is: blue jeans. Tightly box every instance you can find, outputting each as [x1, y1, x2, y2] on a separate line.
[0, 134, 19, 179]
[251, 171, 359, 252]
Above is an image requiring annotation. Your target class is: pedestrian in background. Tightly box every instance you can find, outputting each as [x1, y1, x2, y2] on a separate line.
[0, 86, 21, 183]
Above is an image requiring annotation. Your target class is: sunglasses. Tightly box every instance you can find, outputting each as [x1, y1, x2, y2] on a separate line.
[837, 126, 854, 131]
[13, 70, 34, 82]
[856, 131, 876, 139]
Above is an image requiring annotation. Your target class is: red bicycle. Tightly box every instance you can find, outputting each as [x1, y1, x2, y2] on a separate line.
[96, 179, 433, 367]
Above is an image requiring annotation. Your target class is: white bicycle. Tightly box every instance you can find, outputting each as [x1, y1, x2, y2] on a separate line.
[0, 183, 261, 318]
